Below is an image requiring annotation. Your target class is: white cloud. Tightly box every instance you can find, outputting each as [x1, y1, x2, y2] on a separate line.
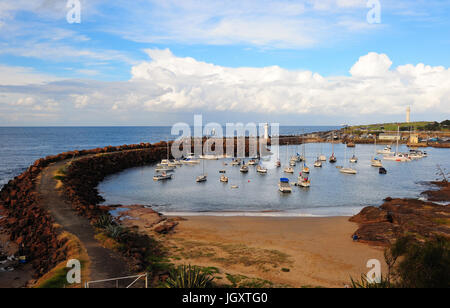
[1, 50, 449, 124]
[350, 52, 393, 77]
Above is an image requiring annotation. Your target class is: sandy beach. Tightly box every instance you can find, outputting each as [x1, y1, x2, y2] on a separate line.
[158, 215, 386, 288]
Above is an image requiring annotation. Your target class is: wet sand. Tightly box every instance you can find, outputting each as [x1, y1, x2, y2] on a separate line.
[162, 215, 386, 288]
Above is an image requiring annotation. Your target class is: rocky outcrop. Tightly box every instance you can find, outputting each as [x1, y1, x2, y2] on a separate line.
[350, 182, 450, 246]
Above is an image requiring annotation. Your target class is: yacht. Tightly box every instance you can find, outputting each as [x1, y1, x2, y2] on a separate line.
[382, 127, 411, 162]
[349, 155, 358, 163]
[257, 165, 268, 174]
[339, 168, 358, 175]
[220, 174, 229, 183]
[314, 159, 322, 168]
[153, 172, 173, 181]
[279, 178, 292, 193]
[377, 145, 394, 155]
[240, 165, 249, 173]
[371, 158, 383, 167]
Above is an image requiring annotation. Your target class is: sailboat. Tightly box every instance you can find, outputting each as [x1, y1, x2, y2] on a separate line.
[319, 143, 326, 161]
[314, 157, 322, 168]
[383, 126, 411, 162]
[301, 142, 310, 173]
[297, 172, 311, 187]
[196, 157, 207, 182]
[340, 144, 357, 175]
[329, 142, 337, 163]
[284, 143, 294, 174]
[349, 146, 358, 163]
[371, 137, 383, 167]
[220, 171, 229, 183]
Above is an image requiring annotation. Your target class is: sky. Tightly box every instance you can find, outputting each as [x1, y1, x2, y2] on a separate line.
[0, 0, 449, 126]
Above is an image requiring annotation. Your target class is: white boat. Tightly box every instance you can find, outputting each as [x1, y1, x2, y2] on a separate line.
[302, 165, 310, 174]
[284, 167, 294, 174]
[329, 142, 337, 163]
[371, 138, 383, 167]
[319, 154, 327, 161]
[196, 157, 207, 182]
[382, 126, 411, 162]
[371, 158, 383, 167]
[220, 174, 229, 183]
[153, 172, 173, 181]
[240, 165, 249, 173]
[340, 145, 357, 174]
[289, 160, 296, 167]
[248, 159, 258, 165]
[196, 175, 207, 182]
[314, 159, 322, 168]
[231, 159, 241, 166]
[383, 153, 411, 162]
[297, 173, 311, 187]
[256, 165, 268, 174]
[339, 168, 357, 175]
[279, 178, 292, 193]
[349, 155, 358, 163]
[377, 145, 394, 155]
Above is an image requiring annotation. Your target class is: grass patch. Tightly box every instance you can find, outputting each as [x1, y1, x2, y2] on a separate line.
[433, 218, 450, 226]
[34, 232, 90, 288]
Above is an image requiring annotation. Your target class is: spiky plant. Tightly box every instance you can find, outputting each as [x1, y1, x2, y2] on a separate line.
[350, 275, 392, 288]
[94, 214, 114, 229]
[106, 224, 125, 240]
[164, 265, 214, 288]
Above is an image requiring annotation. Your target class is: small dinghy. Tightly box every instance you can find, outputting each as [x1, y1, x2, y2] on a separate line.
[220, 174, 229, 182]
[379, 167, 387, 174]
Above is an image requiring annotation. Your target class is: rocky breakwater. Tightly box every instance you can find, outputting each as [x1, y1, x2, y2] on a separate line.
[350, 181, 450, 246]
[0, 142, 162, 279]
[0, 162, 66, 278]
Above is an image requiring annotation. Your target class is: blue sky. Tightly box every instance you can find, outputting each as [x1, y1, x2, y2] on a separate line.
[0, 0, 449, 126]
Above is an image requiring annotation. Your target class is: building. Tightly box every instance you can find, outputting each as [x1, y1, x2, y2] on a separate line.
[379, 133, 401, 141]
[409, 133, 419, 144]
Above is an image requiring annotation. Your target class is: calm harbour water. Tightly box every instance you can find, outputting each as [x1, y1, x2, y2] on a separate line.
[98, 143, 450, 217]
[0, 126, 336, 189]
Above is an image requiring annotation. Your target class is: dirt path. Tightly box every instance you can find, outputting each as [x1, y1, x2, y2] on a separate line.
[37, 160, 130, 286]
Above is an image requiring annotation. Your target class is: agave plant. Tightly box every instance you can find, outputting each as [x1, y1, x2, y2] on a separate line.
[164, 265, 214, 288]
[350, 274, 392, 288]
[93, 214, 114, 229]
[106, 224, 125, 240]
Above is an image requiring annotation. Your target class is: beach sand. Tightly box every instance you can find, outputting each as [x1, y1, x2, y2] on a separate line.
[161, 215, 386, 288]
